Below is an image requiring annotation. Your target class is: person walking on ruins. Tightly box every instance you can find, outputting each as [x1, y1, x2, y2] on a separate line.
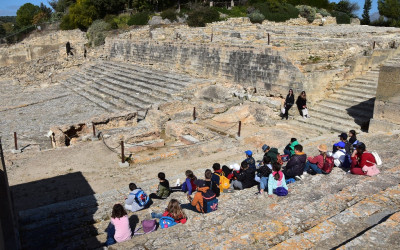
[282, 89, 294, 120]
[296, 91, 309, 118]
[66, 41, 73, 56]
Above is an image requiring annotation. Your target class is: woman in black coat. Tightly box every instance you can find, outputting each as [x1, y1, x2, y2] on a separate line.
[296, 91, 309, 118]
[283, 89, 294, 120]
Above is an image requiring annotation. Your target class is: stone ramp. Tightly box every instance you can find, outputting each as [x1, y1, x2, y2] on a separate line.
[61, 61, 208, 114]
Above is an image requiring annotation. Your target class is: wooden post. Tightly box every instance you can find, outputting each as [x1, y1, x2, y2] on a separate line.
[268, 33, 270, 45]
[193, 107, 196, 121]
[13, 132, 18, 151]
[121, 141, 125, 164]
[238, 121, 242, 137]
[92, 123, 96, 137]
[373, 41, 376, 50]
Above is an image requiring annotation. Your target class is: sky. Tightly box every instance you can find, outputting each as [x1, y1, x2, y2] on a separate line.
[0, 0, 380, 17]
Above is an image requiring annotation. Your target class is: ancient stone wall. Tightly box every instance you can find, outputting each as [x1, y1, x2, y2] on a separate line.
[0, 29, 87, 67]
[106, 39, 305, 96]
[369, 62, 400, 132]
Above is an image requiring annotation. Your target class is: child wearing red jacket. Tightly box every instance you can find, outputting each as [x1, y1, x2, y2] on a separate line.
[151, 199, 187, 224]
[350, 142, 376, 175]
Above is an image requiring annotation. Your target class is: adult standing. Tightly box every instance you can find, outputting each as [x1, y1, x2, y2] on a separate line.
[282, 89, 294, 120]
[296, 91, 309, 118]
[66, 41, 73, 56]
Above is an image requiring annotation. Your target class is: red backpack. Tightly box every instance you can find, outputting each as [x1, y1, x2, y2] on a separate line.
[321, 156, 334, 174]
[276, 154, 284, 165]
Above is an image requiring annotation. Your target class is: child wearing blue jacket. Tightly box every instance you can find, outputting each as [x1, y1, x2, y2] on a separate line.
[268, 163, 288, 197]
[170, 170, 197, 200]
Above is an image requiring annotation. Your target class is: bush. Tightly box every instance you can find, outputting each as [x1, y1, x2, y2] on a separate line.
[187, 7, 220, 27]
[255, 2, 299, 22]
[127, 12, 150, 26]
[331, 11, 350, 24]
[296, 5, 317, 23]
[317, 8, 331, 17]
[248, 10, 265, 23]
[161, 8, 177, 22]
[104, 15, 118, 29]
[60, 0, 98, 30]
[87, 20, 111, 47]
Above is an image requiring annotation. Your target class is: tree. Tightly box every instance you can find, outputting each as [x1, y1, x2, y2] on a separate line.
[91, 0, 126, 18]
[40, 3, 53, 18]
[0, 24, 6, 37]
[334, 0, 360, 17]
[60, 0, 98, 30]
[362, 0, 372, 24]
[378, 0, 400, 21]
[49, 0, 76, 13]
[16, 3, 41, 27]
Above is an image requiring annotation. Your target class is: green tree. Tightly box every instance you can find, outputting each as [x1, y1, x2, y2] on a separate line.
[334, 0, 360, 17]
[0, 24, 6, 37]
[362, 0, 372, 24]
[60, 0, 98, 30]
[40, 3, 53, 18]
[91, 0, 126, 18]
[16, 3, 41, 27]
[378, 0, 400, 21]
[49, 0, 76, 13]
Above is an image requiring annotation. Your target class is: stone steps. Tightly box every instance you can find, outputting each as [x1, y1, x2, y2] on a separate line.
[103, 62, 191, 89]
[69, 74, 147, 111]
[61, 79, 117, 112]
[75, 73, 155, 110]
[334, 88, 376, 99]
[271, 184, 400, 249]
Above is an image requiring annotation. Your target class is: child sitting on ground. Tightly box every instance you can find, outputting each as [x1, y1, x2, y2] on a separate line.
[244, 150, 256, 170]
[332, 142, 346, 167]
[284, 138, 298, 157]
[149, 172, 170, 200]
[268, 163, 288, 197]
[304, 144, 328, 175]
[205, 169, 220, 197]
[188, 180, 217, 213]
[230, 161, 257, 190]
[125, 183, 149, 212]
[105, 204, 132, 246]
[256, 156, 272, 197]
[170, 170, 197, 200]
[151, 199, 187, 224]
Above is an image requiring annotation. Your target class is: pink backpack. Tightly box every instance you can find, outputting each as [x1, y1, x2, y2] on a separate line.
[362, 161, 380, 176]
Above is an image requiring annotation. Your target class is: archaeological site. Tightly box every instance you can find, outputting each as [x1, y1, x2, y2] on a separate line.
[1, 8, 400, 250]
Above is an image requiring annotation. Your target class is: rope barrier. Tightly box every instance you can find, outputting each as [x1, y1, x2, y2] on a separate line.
[99, 132, 121, 154]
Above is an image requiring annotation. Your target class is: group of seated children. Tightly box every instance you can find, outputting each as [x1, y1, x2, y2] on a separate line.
[106, 129, 379, 245]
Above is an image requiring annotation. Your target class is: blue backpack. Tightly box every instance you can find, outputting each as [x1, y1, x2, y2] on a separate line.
[274, 187, 288, 196]
[203, 197, 218, 213]
[342, 153, 352, 169]
[159, 216, 177, 229]
[134, 190, 149, 207]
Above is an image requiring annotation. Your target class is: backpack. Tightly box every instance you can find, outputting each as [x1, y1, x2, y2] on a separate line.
[201, 190, 218, 213]
[321, 156, 334, 174]
[133, 220, 157, 235]
[134, 190, 149, 207]
[274, 187, 288, 196]
[215, 173, 230, 192]
[342, 153, 352, 169]
[371, 151, 382, 166]
[159, 216, 177, 229]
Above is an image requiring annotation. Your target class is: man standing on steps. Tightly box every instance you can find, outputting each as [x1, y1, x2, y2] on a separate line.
[66, 42, 73, 56]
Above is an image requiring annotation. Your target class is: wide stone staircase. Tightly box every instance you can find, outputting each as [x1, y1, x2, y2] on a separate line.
[15, 132, 400, 249]
[61, 61, 207, 114]
[292, 68, 379, 134]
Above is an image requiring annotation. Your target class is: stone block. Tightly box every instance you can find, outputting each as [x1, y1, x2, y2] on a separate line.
[350, 18, 361, 25]
[179, 135, 199, 145]
[145, 110, 169, 130]
[126, 139, 165, 153]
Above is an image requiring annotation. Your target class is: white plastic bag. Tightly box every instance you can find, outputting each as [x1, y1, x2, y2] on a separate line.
[302, 108, 308, 117]
[281, 107, 285, 114]
[371, 151, 382, 166]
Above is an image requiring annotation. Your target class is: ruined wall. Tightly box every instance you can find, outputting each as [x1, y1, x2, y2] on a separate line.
[369, 63, 400, 132]
[106, 39, 305, 96]
[0, 29, 87, 67]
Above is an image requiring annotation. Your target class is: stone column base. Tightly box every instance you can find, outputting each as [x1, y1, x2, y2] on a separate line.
[368, 118, 400, 133]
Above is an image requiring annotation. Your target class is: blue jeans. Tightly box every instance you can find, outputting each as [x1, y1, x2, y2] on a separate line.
[304, 161, 323, 174]
[284, 149, 291, 157]
[260, 177, 268, 191]
[151, 212, 163, 219]
[105, 223, 116, 246]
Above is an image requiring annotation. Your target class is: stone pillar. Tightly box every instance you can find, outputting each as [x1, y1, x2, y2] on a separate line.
[231, 0, 234, 7]
[369, 63, 400, 132]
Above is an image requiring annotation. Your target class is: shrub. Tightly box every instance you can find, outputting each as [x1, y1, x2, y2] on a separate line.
[187, 7, 220, 27]
[331, 11, 350, 24]
[161, 8, 177, 22]
[296, 5, 317, 23]
[255, 2, 299, 22]
[248, 10, 265, 23]
[317, 8, 331, 17]
[127, 12, 150, 26]
[87, 20, 111, 47]
[212, 6, 247, 18]
[104, 14, 118, 29]
[60, 0, 98, 30]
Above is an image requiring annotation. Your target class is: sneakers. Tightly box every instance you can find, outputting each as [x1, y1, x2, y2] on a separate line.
[175, 179, 180, 186]
[295, 175, 304, 181]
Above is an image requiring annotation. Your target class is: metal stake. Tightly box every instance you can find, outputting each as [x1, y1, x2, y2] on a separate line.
[13, 132, 18, 150]
[121, 141, 125, 163]
[238, 121, 242, 137]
